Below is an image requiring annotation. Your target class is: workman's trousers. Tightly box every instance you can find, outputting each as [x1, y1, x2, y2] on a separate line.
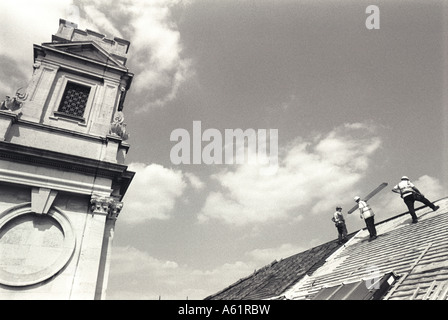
[364, 216, 377, 238]
[403, 194, 436, 222]
[336, 223, 348, 243]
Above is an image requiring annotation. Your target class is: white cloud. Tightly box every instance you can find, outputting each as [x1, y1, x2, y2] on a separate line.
[0, 0, 191, 109]
[198, 122, 382, 226]
[0, 0, 74, 94]
[411, 175, 445, 201]
[120, 163, 207, 224]
[81, 3, 123, 37]
[77, 0, 192, 110]
[107, 241, 325, 300]
[184, 172, 205, 190]
[108, 242, 312, 300]
[108, 245, 254, 300]
[120, 163, 186, 224]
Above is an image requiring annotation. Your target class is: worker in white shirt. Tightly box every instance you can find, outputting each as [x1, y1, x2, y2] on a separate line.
[392, 176, 439, 223]
[331, 206, 348, 244]
[352, 196, 377, 241]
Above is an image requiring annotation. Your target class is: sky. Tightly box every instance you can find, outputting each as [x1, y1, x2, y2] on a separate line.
[0, 0, 448, 300]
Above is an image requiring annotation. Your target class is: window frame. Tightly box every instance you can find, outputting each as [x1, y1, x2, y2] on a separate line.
[54, 81, 91, 122]
[50, 74, 98, 126]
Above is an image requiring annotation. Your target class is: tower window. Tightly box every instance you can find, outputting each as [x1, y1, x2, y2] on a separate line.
[55, 82, 91, 121]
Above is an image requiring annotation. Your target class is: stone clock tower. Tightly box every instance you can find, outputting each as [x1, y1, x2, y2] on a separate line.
[0, 19, 135, 299]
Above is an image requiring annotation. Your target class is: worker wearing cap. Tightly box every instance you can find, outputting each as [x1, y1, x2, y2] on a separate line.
[332, 206, 348, 244]
[353, 196, 377, 241]
[392, 176, 440, 223]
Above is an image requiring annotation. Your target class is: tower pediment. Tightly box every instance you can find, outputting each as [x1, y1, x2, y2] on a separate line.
[41, 41, 127, 69]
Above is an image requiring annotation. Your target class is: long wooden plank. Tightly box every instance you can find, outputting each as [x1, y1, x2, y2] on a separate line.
[348, 182, 388, 214]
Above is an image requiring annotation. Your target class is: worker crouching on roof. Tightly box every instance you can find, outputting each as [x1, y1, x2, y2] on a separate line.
[392, 176, 440, 223]
[332, 206, 348, 244]
[353, 196, 377, 241]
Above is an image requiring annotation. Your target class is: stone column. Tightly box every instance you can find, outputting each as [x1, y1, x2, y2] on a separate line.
[69, 195, 122, 300]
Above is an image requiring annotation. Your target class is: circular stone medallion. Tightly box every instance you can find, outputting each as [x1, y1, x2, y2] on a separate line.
[0, 204, 76, 286]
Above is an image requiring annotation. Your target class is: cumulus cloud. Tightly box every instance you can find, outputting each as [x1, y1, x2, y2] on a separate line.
[107, 240, 323, 299]
[120, 163, 206, 224]
[81, 3, 123, 37]
[108, 245, 254, 300]
[184, 172, 205, 190]
[120, 163, 187, 224]
[0, 0, 74, 94]
[108, 242, 311, 300]
[411, 175, 446, 200]
[0, 0, 73, 59]
[0, 0, 191, 109]
[76, 0, 192, 110]
[198, 122, 382, 226]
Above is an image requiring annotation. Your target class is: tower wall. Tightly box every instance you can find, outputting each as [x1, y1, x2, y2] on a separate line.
[0, 19, 134, 299]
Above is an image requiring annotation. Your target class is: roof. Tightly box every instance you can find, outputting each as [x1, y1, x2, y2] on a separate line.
[205, 232, 358, 300]
[206, 197, 448, 300]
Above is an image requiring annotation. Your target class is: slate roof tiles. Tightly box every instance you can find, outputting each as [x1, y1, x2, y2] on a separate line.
[204, 235, 354, 300]
[285, 197, 448, 300]
[206, 197, 448, 300]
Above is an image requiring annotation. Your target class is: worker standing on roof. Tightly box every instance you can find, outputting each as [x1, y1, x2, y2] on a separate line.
[332, 206, 348, 244]
[353, 196, 377, 241]
[392, 176, 440, 223]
